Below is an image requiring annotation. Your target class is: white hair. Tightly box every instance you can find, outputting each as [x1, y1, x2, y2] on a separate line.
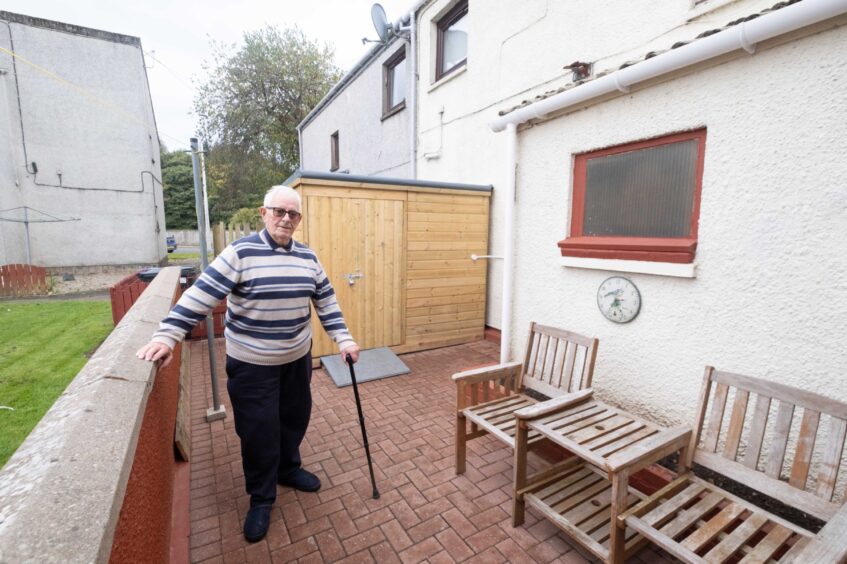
[263, 185, 301, 209]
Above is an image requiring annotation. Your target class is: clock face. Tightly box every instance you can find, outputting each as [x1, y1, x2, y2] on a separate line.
[597, 276, 641, 323]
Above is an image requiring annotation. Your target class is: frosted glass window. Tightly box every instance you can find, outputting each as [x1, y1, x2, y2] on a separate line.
[437, 1, 468, 80]
[442, 15, 467, 72]
[389, 56, 405, 109]
[583, 140, 699, 238]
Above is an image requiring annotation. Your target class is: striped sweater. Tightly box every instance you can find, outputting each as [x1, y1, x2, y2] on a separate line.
[152, 229, 356, 366]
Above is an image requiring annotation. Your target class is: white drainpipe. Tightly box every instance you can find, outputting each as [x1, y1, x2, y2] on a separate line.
[297, 125, 303, 171]
[500, 123, 517, 363]
[409, 9, 417, 178]
[489, 0, 847, 359]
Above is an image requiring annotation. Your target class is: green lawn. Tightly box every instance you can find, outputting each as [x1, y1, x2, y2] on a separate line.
[168, 252, 200, 261]
[0, 300, 113, 467]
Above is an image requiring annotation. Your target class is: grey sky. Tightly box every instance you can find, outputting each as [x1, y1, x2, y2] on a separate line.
[3, 0, 412, 150]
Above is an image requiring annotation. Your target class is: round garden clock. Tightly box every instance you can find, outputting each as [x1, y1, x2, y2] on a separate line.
[597, 276, 641, 323]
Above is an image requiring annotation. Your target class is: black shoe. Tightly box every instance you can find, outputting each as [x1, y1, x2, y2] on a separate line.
[278, 468, 321, 492]
[243, 505, 272, 543]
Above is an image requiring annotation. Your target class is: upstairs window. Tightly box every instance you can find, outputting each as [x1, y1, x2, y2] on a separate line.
[436, 1, 468, 81]
[383, 49, 406, 118]
[330, 131, 339, 172]
[559, 129, 706, 264]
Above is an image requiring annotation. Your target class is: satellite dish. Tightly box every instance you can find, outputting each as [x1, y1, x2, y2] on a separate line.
[371, 3, 391, 43]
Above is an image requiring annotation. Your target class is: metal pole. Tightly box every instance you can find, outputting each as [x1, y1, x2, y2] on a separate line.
[198, 140, 212, 254]
[191, 137, 226, 422]
[22, 206, 31, 264]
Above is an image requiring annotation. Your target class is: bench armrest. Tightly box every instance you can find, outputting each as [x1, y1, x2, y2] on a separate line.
[788, 502, 847, 563]
[514, 388, 594, 420]
[605, 426, 691, 474]
[452, 361, 523, 384]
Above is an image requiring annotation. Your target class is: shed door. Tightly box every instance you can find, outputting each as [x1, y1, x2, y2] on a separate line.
[305, 192, 406, 358]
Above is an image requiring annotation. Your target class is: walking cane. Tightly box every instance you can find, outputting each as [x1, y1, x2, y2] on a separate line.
[346, 354, 380, 499]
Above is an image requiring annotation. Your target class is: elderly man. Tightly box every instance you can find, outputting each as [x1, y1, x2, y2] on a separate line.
[137, 185, 359, 543]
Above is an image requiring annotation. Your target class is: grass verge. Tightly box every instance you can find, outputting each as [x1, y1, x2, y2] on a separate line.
[168, 252, 200, 261]
[0, 300, 113, 467]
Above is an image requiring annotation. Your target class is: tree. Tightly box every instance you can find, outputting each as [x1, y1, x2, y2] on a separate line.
[194, 26, 341, 221]
[229, 207, 262, 227]
[160, 147, 199, 230]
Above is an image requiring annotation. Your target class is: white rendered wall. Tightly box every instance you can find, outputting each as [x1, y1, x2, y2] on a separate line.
[0, 18, 164, 267]
[304, 0, 845, 364]
[413, 0, 792, 339]
[301, 41, 412, 178]
[510, 27, 847, 426]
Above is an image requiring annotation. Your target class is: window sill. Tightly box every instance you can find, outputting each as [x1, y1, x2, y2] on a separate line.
[427, 64, 467, 93]
[558, 236, 696, 263]
[561, 256, 697, 278]
[381, 101, 406, 122]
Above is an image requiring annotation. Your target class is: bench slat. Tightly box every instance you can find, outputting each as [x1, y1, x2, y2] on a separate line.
[538, 404, 605, 431]
[593, 426, 656, 459]
[736, 524, 793, 563]
[627, 515, 707, 563]
[567, 414, 634, 445]
[695, 451, 838, 522]
[532, 465, 593, 501]
[537, 334, 552, 385]
[788, 408, 820, 490]
[659, 491, 724, 540]
[815, 416, 847, 501]
[553, 409, 616, 436]
[702, 512, 768, 563]
[742, 394, 771, 469]
[564, 484, 615, 526]
[581, 420, 643, 450]
[765, 400, 795, 479]
[722, 390, 749, 460]
[712, 369, 847, 421]
[552, 475, 612, 515]
[680, 501, 746, 553]
[590, 495, 641, 545]
[545, 473, 605, 510]
[778, 537, 812, 561]
[703, 383, 729, 453]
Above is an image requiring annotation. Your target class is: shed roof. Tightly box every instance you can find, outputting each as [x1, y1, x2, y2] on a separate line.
[285, 170, 492, 193]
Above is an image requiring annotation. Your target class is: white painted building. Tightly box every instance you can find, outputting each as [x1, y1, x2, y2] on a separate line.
[299, 35, 413, 177]
[0, 11, 166, 269]
[299, 0, 847, 425]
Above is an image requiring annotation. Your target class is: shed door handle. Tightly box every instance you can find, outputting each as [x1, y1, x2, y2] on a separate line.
[344, 270, 364, 285]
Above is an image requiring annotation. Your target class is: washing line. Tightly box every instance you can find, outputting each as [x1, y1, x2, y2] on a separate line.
[0, 206, 79, 264]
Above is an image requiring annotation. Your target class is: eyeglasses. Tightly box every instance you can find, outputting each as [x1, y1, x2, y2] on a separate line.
[265, 207, 301, 220]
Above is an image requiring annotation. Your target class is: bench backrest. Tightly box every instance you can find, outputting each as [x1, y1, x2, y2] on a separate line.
[690, 366, 847, 522]
[520, 322, 598, 398]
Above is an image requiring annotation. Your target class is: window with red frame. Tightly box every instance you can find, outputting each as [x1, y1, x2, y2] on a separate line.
[559, 129, 706, 264]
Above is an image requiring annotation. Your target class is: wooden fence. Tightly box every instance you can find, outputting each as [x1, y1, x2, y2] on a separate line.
[110, 273, 225, 339]
[0, 264, 48, 297]
[212, 221, 261, 255]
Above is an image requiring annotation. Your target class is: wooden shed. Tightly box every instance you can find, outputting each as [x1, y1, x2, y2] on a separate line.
[287, 171, 492, 359]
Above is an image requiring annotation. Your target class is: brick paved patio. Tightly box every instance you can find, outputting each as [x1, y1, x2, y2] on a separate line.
[186, 339, 674, 563]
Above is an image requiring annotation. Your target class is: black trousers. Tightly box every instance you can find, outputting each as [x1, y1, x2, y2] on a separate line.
[225, 351, 312, 507]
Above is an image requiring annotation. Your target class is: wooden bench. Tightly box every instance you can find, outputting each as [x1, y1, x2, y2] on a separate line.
[453, 322, 598, 474]
[621, 366, 847, 563]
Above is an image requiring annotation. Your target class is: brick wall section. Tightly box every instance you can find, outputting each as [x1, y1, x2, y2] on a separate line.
[110, 274, 226, 339]
[109, 342, 182, 563]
